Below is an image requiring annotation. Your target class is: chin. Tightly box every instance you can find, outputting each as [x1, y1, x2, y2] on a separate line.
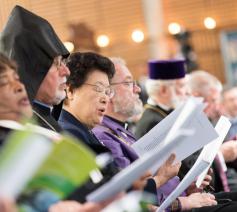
[94, 118, 102, 126]
[53, 94, 66, 105]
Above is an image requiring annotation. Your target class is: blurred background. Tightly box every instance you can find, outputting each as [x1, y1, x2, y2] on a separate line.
[1, 0, 237, 85]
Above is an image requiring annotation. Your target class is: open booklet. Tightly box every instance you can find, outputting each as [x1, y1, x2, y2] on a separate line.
[87, 130, 193, 202]
[132, 97, 218, 173]
[156, 116, 231, 212]
[86, 97, 219, 202]
[0, 128, 98, 200]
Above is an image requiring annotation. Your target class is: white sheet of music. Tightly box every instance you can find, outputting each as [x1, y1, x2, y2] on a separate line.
[196, 116, 231, 187]
[157, 116, 231, 212]
[86, 130, 192, 202]
[132, 97, 218, 173]
[157, 159, 209, 212]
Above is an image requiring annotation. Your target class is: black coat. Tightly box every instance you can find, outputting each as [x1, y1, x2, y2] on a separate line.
[135, 104, 172, 139]
[58, 109, 109, 155]
[32, 101, 62, 132]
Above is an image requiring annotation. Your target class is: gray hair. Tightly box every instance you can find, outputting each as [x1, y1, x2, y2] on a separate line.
[145, 79, 176, 98]
[188, 70, 222, 96]
[109, 57, 126, 67]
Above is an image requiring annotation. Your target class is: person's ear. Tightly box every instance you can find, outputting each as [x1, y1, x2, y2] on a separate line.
[160, 85, 169, 97]
[66, 87, 74, 101]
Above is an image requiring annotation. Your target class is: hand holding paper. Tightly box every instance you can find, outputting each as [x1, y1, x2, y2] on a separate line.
[157, 116, 231, 212]
[153, 153, 181, 188]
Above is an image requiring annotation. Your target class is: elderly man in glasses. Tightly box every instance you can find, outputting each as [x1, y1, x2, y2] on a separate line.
[0, 5, 70, 132]
[58, 52, 115, 154]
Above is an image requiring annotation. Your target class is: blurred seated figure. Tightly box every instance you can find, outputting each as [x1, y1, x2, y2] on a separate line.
[185, 70, 237, 193]
[222, 86, 237, 140]
[0, 53, 32, 145]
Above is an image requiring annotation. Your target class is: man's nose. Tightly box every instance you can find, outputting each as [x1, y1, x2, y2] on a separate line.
[60, 64, 70, 77]
[133, 83, 141, 93]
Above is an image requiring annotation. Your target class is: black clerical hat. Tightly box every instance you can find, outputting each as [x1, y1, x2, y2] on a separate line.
[148, 59, 186, 80]
[0, 5, 69, 101]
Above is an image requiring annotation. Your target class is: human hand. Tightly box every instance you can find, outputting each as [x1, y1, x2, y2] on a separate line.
[0, 198, 16, 212]
[153, 153, 181, 188]
[132, 171, 152, 190]
[178, 193, 217, 210]
[186, 169, 212, 195]
[220, 140, 237, 162]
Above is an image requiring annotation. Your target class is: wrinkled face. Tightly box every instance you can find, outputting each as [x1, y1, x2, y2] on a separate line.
[223, 88, 237, 118]
[0, 67, 32, 121]
[36, 56, 70, 105]
[204, 88, 222, 120]
[167, 77, 188, 108]
[111, 64, 143, 118]
[68, 70, 111, 128]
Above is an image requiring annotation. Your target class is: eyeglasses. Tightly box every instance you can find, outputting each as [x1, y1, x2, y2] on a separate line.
[111, 80, 137, 89]
[84, 82, 114, 98]
[53, 57, 67, 69]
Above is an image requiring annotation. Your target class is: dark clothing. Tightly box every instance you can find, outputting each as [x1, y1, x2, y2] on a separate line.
[0, 5, 69, 133]
[135, 104, 172, 139]
[0, 126, 11, 146]
[0, 5, 69, 102]
[58, 109, 109, 154]
[32, 101, 62, 132]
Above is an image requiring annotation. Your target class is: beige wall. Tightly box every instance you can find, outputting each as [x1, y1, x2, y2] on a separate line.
[2, 1, 237, 82]
[0, 0, 149, 79]
[163, 0, 237, 83]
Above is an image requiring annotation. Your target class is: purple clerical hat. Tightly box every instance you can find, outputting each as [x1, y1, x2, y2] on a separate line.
[148, 59, 186, 80]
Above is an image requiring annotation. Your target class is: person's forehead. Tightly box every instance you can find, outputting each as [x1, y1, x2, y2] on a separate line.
[116, 64, 133, 80]
[0, 66, 16, 76]
[224, 88, 237, 99]
[175, 77, 186, 85]
[207, 88, 221, 101]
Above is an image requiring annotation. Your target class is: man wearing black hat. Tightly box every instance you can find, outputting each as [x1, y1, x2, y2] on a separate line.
[0, 5, 70, 132]
[135, 59, 188, 139]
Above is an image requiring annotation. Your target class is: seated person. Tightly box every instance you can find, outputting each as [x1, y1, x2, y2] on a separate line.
[93, 57, 237, 212]
[0, 53, 32, 145]
[58, 52, 115, 154]
[0, 53, 120, 212]
[0, 5, 70, 132]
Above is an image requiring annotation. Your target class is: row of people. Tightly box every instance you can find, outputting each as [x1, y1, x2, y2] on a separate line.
[1, 5, 237, 212]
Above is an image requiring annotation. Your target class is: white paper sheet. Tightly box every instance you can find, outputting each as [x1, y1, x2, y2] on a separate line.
[132, 97, 218, 173]
[196, 116, 231, 187]
[86, 130, 193, 202]
[157, 116, 231, 212]
[0, 120, 61, 140]
[157, 159, 209, 212]
[0, 133, 52, 198]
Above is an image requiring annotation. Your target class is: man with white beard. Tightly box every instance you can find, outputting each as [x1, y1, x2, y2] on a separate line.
[135, 59, 188, 139]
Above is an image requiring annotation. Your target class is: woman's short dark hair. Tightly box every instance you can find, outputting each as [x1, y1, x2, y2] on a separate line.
[66, 52, 115, 91]
[0, 53, 17, 73]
